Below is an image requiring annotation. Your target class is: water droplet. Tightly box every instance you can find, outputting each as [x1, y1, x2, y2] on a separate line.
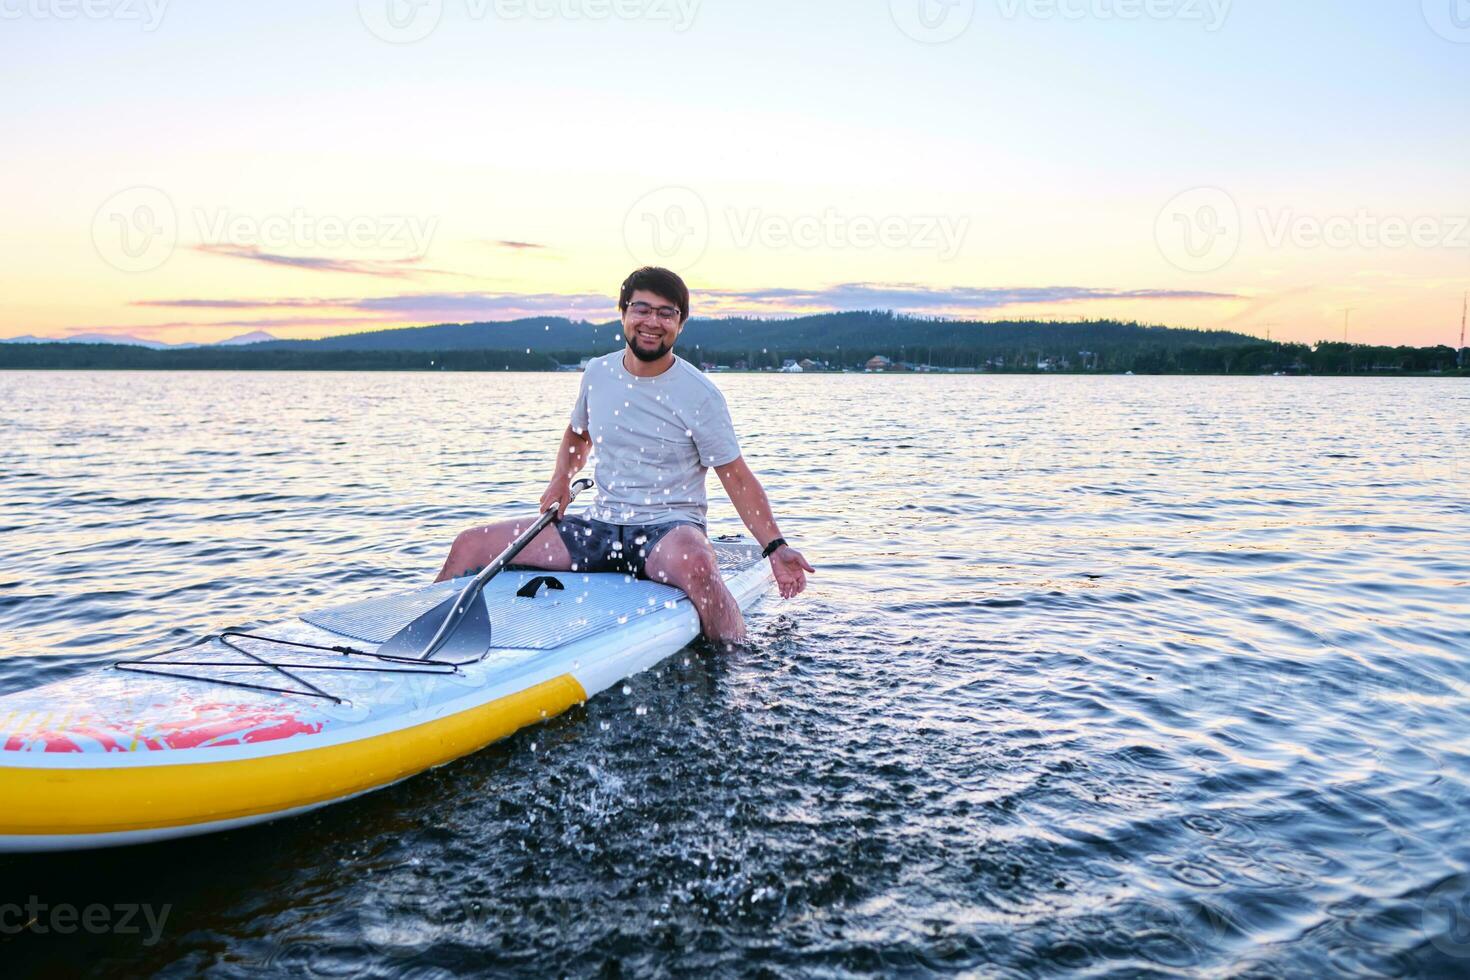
[622, 684, 632, 695]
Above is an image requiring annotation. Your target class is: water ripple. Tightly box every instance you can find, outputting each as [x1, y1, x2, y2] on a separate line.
[1, 372, 1467, 976]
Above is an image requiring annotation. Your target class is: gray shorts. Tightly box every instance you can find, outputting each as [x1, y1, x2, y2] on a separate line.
[554, 516, 702, 579]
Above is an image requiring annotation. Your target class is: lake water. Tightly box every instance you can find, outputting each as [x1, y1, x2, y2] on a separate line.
[1, 370, 1468, 977]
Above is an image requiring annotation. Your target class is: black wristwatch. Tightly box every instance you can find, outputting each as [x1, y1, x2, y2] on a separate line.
[761, 537, 787, 559]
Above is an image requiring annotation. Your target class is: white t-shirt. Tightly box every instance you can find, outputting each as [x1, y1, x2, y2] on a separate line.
[570, 351, 741, 526]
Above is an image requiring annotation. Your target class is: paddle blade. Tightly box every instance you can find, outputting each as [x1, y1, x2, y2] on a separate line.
[374, 591, 493, 662]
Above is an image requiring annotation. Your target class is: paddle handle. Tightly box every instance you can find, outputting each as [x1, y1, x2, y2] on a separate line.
[418, 477, 593, 661]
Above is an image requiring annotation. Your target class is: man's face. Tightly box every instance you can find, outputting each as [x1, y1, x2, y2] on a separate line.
[622, 289, 684, 362]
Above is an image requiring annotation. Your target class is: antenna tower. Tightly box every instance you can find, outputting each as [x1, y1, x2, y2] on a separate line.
[1459, 292, 1467, 369]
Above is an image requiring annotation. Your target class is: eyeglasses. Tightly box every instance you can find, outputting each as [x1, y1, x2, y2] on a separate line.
[627, 301, 681, 323]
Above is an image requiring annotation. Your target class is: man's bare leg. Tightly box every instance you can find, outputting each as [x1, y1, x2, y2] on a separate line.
[643, 526, 747, 646]
[435, 517, 574, 582]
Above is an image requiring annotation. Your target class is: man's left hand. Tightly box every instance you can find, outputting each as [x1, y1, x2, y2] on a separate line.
[770, 546, 815, 599]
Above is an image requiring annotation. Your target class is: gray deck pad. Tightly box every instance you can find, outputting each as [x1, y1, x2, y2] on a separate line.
[302, 540, 761, 651]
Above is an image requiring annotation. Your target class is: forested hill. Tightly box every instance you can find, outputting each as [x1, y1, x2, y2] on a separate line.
[5, 312, 1463, 374]
[255, 318, 616, 353]
[252, 312, 1256, 357]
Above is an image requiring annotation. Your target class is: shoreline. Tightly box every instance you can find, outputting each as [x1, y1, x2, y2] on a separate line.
[1, 366, 1465, 378]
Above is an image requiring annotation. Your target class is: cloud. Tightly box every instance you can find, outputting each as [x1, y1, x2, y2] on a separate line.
[353, 292, 610, 317]
[136, 291, 613, 319]
[107, 282, 1238, 339]
[490, 240, 550, 251]
[56, 315, 378, 338]
[700, 282, 1240, 314]
[192, 244, 467, 280]
[132, 297, 330, 309]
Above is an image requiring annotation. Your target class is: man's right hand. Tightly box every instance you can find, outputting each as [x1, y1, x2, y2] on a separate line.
[540, 477, 572, 520]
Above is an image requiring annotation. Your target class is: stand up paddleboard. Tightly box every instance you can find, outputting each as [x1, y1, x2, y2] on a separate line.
[0, 528, 770, 853]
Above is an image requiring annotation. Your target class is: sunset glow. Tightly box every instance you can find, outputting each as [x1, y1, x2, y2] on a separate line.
[3, 1, 1466, 347]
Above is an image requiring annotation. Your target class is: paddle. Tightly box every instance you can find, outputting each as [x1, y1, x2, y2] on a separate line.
[377, 477, 595, 663]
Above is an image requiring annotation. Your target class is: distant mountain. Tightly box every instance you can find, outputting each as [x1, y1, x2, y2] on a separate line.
[4, 314, 1262, 355]
[3, 313, 1461, 375]
[215, 331, 277, 346]
[256, 318, 620, 353]
[0, 332, 180, 349]
[257, 312, 1260, 356]
[1, 330, 277, 348]
[70, 332, 182, 349]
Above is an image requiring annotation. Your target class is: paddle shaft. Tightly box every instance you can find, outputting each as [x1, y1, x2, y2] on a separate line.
[416, 477, 594, 661]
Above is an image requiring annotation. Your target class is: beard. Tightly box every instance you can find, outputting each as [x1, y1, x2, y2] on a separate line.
[627, 336, 673, 362]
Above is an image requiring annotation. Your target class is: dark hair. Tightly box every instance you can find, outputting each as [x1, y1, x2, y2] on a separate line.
[619, 267, 690, 324]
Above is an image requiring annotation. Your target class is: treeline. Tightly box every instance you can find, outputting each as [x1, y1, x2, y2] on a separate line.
[639, 342, 1467, 375]
[1122, 342, 1466, 376]
[253, 311, 1260, 357]
[2, 339, 1465, 376]
[0, 344, 560, 372]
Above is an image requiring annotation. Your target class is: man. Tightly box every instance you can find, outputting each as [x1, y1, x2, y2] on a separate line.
[436, 266, 813, 646]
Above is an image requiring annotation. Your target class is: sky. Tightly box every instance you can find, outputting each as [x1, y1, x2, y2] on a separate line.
[2, 0, 1467, 347]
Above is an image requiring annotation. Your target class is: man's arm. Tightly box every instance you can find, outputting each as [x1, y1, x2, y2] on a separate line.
[715, 456, 814, 599]
[540, 426, 591, 517]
